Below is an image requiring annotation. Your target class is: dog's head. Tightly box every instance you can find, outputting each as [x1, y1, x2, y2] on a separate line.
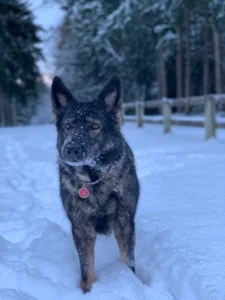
[51, 75, 123, 168]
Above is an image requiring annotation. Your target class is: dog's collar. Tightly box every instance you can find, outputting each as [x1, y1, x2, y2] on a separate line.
[79, 175, 104, 186]
[78, 175, 104, 199]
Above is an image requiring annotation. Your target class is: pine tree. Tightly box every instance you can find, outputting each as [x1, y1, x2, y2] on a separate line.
[0, 0, 43, 126]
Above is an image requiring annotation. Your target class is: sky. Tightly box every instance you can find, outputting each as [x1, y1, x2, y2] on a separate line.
[28, 0, 64, 82]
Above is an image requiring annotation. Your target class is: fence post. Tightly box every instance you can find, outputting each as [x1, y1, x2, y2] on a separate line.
[204, 96, 216, 140]
[136, 102, 144, 128]
[162, 101, 172, 133]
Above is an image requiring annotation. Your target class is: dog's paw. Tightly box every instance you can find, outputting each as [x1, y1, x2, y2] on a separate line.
[81, 280, 92, 294]
[80, 276, 96, 294]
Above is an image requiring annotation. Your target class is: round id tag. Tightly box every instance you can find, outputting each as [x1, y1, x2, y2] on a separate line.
[79, 188, 89, 199]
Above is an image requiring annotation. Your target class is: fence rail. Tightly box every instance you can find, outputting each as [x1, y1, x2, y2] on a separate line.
[122, 94, 225, 140]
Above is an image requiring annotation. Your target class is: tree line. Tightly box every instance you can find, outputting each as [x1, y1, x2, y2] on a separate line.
[54, 0, 225, 109]
[1, 0, 224, 127]
[0, 0, 43, 126]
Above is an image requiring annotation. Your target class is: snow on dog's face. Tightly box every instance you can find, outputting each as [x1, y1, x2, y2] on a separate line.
[51, 76, 123, 168]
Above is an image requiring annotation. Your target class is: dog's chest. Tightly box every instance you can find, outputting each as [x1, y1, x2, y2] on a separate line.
[79, 179, 117, 213]
[61, 167, 119, 216]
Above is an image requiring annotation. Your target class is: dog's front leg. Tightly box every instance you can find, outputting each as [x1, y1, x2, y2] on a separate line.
[72, 226, 96, 293]
[115, 218, 136, 273]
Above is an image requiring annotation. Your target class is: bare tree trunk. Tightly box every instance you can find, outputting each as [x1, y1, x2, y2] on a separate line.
[0, 88, 5, 126]
[11, 97, 17, 126]
[161, 58, 167, 99]
[221, 37, 225, 93]
[156, 52, 162, 99]
[204, 0, 209, 96]
[213, 27, 221, 94]
[176, 26, 182, 100]
[176, 26, 183, 112]
[159, 46, 167, 99]
[203, 0, 216, 138]
[213, 25, 223, 111]
[220, 37, 225, 111]
[184, 2, 191, 114]
[5, 96, 10, 126]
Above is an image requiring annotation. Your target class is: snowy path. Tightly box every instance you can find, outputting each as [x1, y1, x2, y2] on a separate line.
[0, 124, 224, 300]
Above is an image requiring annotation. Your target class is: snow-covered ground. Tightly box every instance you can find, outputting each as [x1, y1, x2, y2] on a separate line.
[0, 124, 224, 300]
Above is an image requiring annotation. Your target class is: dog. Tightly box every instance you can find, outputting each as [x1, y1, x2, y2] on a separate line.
[51, 75, 139, 293]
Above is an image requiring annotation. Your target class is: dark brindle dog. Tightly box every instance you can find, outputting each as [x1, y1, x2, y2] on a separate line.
[51, 75, 139, 293]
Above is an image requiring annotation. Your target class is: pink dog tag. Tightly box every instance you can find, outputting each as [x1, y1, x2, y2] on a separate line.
[79, 188, 89, 199]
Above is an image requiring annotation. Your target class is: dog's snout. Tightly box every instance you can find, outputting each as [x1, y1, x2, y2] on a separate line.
[64, 143, 83, 161]
[65, 145, 80, 156]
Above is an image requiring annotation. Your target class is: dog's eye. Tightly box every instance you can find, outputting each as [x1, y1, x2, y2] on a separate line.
[65, 123, 74, 130]
[89, 123, 100, 130]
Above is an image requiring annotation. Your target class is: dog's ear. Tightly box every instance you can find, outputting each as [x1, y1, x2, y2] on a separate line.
[98, 75, 123, 120]
[51, 76, 76, 118]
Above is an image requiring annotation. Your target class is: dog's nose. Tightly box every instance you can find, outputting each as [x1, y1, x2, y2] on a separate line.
[64, 143, 83, 161]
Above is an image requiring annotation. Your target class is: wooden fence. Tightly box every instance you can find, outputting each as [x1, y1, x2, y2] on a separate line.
[122, 94, 225, 140]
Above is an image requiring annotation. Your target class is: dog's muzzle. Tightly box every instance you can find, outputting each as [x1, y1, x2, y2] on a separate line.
[63, 142, 84, 162]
